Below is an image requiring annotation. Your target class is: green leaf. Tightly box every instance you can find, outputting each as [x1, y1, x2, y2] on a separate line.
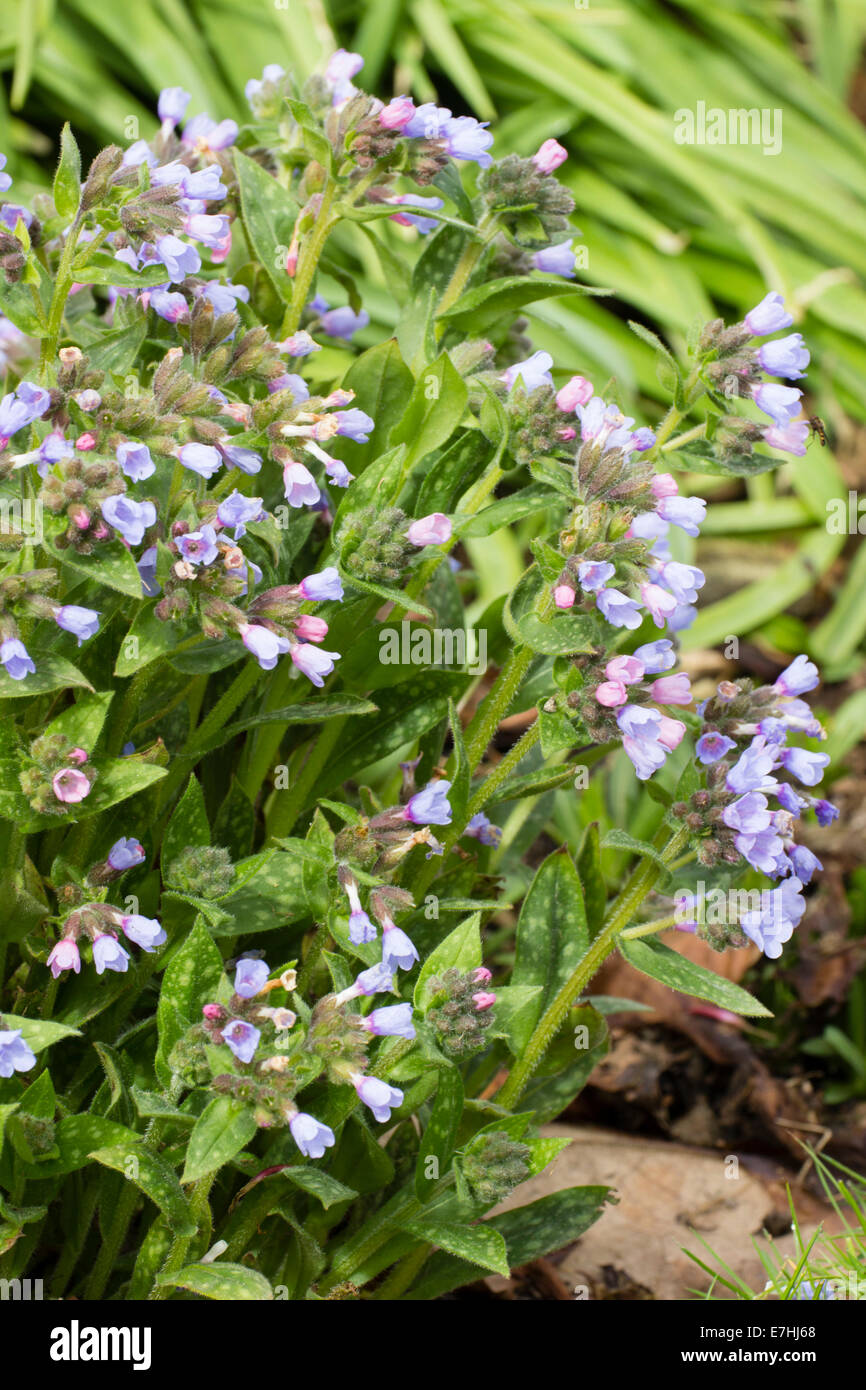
[618, 936, 772, 1017]
[53, 122, 81, 219]
[114, 604, 179, 676]
[390, 353, 468, 467]
[217, 844, 320, 936]
[44, 691, 113, 751]
[156, 917, 224, 1081]
[404, 1186, 610, 1299]
[319, 676, 467, 791]
[90, 1143, 195, 1237]
[512, 849, 589, 1031]
[415, 429, 491, 516]
[415, 913, 482, 1011]
[157, 1261, 273, 1300]
[0, 1014, 81, 1053]
[436, 274, 609, 333]
[415, 1066, 464, 1201]
[47, 537, 146, 597]
[182, 1096, 259, 1183]
[459, 484, 557, 540]
[336, 339, 414, 473]
[0, 652, 93, 699]
[233, 150, 298, 299]
[281, 1167, 357, 1209]
[504, 565, 598, 656]
[401, 1216, 510, 1277]
[163, 775, 210, 866]
[576, 823, 606, 939]
[22, 756, 167, 830]
[601, 829, 669, 867]
[77, 254, 172, 290]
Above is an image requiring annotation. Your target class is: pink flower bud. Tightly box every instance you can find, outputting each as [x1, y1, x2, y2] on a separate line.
[67, 747, 88, 765]
[285, 236, 299, 277]
[650, 674, 692, 707]
[472, 991, 496, 1011]
[555, 375, 593, 412]
[69, 505, 91, 530]
[473, 967, 492, 984]
[407, 512, 451, 546]
[553, 583, 576, 609]
[656, 715, 687, 750]
[76, 432, 97, 451]
[379, 95, 415, 130]
[650, 473, 678, 499]
[558, 426, 577, 441]
[605, 655, 644, 684]
[52, 768, 91, 803]
[595, 680, 628, 708]
[202, 1004, 222, 1020]
[532, 138, 568, 173]
[294, 614, 329, 642]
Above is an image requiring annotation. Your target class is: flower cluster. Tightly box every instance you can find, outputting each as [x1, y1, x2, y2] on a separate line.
[673, 655, 835, 957]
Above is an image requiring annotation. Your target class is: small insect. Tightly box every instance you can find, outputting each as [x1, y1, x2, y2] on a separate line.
[807, 415, 828, 446]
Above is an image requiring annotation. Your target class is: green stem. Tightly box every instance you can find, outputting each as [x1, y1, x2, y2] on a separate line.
[280, 182, 337, 339]
[464, 719, 540, 821]
[435, 211, 497, 323]
[150, 1172, 216, 1299]
[620, 912, 679, 940]
[495, 823, 690, 1109]
[156, 658, 261, 814]
[39, 212, 84, 379]
[83, 1179, 140, 1299]
[372, 1240, 431, 1299]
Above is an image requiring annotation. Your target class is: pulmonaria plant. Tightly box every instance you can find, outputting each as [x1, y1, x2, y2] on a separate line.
[0, 52, 833, 1302]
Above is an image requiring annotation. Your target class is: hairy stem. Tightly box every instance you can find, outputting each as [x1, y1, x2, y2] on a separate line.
[495, 823, 690, 1109]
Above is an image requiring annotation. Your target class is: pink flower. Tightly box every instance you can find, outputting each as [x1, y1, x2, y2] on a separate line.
[558, 426, 576, 441]
[553, 584, 576, 609]
[595, 680, 628, 707]
[650, 674, 692, 706]
[407, 512, 451, 546]
[605, 655, 644, 684]
[555, 375, 593, 411]
[532, 138, 568, 173]
[52, 768, 91, 803]
[650, 473, 678, 499]
[294, 614, 328, 642]
[379, 95, 415, 130]
[76, 432, 97, 451]
[473, 967, 492, 983]
[472, 991, 496, 1011]
[202, 1004, 223, 1020]
[641, 582, 678, 627]
[656, 715, 687, 750]
[47, 939, 81, 978]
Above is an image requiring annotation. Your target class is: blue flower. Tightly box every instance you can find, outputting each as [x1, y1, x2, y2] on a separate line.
[234, 958, 270, 998]
[55, 604, 100, 645]
[290, 1112, 335, 1158]
[221, 1019, 260, 1063]
[116, 441, 155, 481]
[532, 241, 575, 278]
[107, 837, 145, 871]
[0, 1028, 36, 1077]
[405, 780, 452, 826]
[0, 637, 35, 680]
[101, 495, 157, 546]
[744, 292, 793, 336]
